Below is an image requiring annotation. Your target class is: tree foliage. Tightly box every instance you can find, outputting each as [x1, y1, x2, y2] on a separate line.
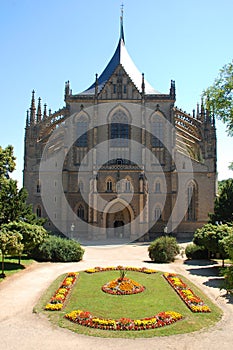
[193, 223, 232, 266]
[203, 60, 233, 136]
[0, 229, 23, 277]
[148, 236, 180, 263]
[220, 233, 233, 293]
[209, 178, 233, 224]
[0, 145, 45, 226]
[30, 235, 84, 262]
[1, 221, 48, 254]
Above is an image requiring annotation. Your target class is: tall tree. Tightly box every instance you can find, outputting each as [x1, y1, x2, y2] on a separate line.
[193, 223, 232, 266]
[209, 179, 233, 224]
[0, 145, 45, 226]
[203, 61, 233, 170]
[203, 60, 233, 135]
[1, 221, 48, 255]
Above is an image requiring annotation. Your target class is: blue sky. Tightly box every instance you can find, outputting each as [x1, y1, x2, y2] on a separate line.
[1, 0, 233, 186]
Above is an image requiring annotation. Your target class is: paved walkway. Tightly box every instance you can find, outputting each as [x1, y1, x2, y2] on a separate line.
[0, 243, 233, 350]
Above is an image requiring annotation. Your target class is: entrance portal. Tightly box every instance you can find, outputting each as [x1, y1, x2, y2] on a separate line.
[104, 198, 134, 240]
[114, 220, 124, 238]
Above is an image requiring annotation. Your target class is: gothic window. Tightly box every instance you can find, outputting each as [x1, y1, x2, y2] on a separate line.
[106, 179, 113, 192]
[151, 120, 164, 147]
[36, 205, 42, 218]
[187, 182, 196, 221]
[125, 179, 131, 192]
[155, 181, 161, 193]
[123, 85, 127, 94]
[76, 119, 88, 147]
[110, 111, 129, 147]
[155, 206, 162, 221]
[77, 204, 85, 220]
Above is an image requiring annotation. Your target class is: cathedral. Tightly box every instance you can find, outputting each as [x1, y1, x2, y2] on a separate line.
[23, 14, 217, 243]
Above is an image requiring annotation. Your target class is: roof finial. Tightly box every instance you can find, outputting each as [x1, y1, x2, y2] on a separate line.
[120, 3, 125, 43]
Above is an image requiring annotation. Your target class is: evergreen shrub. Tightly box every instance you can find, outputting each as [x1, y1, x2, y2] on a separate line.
[148, 236, 180, 263]
[31, 235, 84, 262]
[185, 243, 208, 260]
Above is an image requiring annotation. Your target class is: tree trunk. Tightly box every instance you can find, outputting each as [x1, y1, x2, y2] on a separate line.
[1, 253, 6, 278]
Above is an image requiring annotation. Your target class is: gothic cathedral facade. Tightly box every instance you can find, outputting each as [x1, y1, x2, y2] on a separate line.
[23, 17, 217, 242]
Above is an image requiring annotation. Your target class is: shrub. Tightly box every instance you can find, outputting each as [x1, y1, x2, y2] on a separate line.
[148, 236, 180, 263]
[185, 243, 208, 260]
[220, 266, 233, 293]
[31, 235, 84, 262]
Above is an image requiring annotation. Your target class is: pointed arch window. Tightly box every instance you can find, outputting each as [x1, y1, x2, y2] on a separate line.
[155, 181, 161, 193]
[151, 120, 164, 147]
[110, 111, 129, 147]
[151, 114, 164, 148]
[106, 179, 113, 192]
[77, 204, 85, 220]
[187, 183, 196, 221]
[36, 205, 42, 218]
[125, 179, 131, 192]
[76, 118, 88, 147]
[155, 206, 162, 221]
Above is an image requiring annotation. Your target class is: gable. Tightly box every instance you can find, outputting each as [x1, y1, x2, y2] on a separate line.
[98, 64, 142, 100]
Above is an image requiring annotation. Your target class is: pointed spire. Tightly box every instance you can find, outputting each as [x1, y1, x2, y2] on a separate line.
[43, 103, 47, 119]
[201, 97, 205, 122]
[170, 80, 176, 99]
[120, 3, 125, 43]
[26, 110, 29, 127]
[36, 97, 42, 123]
[196, 103, 200, 119]
[64, 80, 70, 99]
[30, 90, 36, 125]
[95, 73, 99, 99]
[141, 73, 145, 97]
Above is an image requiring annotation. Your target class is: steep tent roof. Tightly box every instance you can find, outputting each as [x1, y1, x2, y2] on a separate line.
[80, 15, 160, 95]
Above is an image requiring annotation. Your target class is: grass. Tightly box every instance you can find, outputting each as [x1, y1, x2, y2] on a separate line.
[35, 269, 223, 338]
[0, 255, 35, 281]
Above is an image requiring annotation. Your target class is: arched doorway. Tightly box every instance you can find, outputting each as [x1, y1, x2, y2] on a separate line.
[114, 220, 124, 238]
[103, 198, 134, 239]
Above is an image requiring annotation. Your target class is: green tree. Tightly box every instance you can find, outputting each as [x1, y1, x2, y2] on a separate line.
[193, 223, 232, 266]
[220, 233, 233, 293]
[209, 178, 233, 224]
[203, 60, 233, 136]
[0, 145, 45, 226]
[1, 221, 48, 255]
[203, 61, 233, 169]
[0, 228, 23, 277]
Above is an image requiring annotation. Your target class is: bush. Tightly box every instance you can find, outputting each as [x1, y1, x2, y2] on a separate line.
[185, 243, 208, 260]
[148, 236, 180, 263]
[220, 265, 233, 293]
[31, 235, 85, 262]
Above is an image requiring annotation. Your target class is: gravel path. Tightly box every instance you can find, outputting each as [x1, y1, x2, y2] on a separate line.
[0, 243, 233, 350]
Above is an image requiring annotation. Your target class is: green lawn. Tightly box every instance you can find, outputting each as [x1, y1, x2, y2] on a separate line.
[35, 270, 223, 338]
[0, 255, 35, 281]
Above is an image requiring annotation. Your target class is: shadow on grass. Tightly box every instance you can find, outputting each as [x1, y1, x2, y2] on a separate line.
[2, 262, 25, 272]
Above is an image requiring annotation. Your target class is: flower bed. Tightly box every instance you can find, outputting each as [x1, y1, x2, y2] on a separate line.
[45, 272, 78, 311]
[163, 273, 211, 313]
[102, 277, 145, 295]
[85, 266, 157, 274]
[65, 309, 182, 331]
